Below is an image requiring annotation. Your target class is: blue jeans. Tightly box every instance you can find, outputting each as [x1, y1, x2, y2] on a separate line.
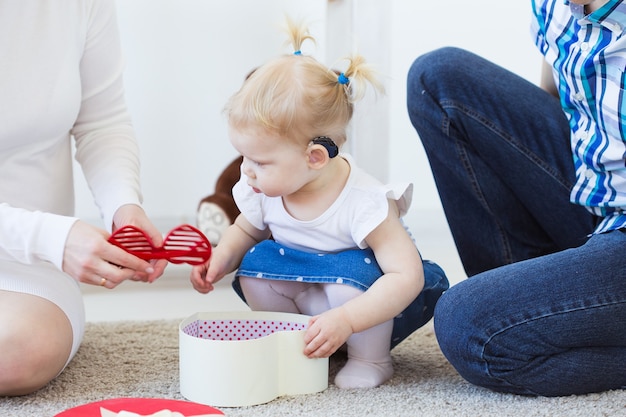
[407, 47, 626, 396]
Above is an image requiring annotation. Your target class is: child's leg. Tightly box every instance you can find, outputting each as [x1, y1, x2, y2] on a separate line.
[238, 277, 329, 314]
[323, 283, 394, 389]
[294, 284, 330, 316]
[335, 320, 394, 389]
[239, 276, 300, 313]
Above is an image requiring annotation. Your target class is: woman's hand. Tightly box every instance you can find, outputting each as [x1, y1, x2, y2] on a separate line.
[62, 204, 167, 288]
[303, 306, 354, 358]
[111, 204, 168, 283]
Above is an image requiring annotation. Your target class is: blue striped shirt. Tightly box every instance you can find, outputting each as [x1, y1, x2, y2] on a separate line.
[531, 0, 626, 234]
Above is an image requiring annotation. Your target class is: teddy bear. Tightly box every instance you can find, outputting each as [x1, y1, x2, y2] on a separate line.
[196, 155, 242, 245]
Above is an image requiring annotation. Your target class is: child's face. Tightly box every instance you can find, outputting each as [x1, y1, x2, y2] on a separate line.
[230, 127, 313, 198]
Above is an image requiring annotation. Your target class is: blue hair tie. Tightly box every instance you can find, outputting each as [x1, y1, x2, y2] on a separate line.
[338, 72, 349, 85]
[294, 50, 302, 56]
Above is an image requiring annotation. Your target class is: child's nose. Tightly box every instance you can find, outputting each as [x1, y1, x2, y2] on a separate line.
[241, 158, 254, 178]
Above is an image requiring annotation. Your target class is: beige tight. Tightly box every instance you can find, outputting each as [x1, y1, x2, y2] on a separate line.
[239, 277, 394, 388]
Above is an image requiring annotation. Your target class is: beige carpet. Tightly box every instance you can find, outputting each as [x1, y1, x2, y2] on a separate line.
[2, 320, 624, 417]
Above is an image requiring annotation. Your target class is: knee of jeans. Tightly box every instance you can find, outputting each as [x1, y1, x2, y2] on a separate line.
[408, 46, 472, 92]
[433, 287, 541, 395]
[433, 286, 463, 357]
[407, 47, 473, 135]
[433, 285, 488, 373]
[433, 289, 496, 392]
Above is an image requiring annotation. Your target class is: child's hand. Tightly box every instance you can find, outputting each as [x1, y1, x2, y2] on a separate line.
[303, 307, 354, 358]
[190, 252, 232, 294]
[190, 262, 215, 293]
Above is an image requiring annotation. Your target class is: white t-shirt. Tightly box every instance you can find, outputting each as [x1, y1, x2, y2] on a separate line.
[233, 154, 413, 253]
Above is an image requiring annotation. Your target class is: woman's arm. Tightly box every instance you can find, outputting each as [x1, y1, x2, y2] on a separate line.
[72, 0, 142, 231]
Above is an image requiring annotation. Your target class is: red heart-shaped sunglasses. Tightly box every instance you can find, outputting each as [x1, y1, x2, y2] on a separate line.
[108, 224, 212, 265]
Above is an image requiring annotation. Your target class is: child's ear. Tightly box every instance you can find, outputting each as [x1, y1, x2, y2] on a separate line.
[307, 145, 329, 169]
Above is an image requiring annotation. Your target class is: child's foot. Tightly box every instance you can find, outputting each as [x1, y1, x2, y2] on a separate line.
[334, 358, 393, 389]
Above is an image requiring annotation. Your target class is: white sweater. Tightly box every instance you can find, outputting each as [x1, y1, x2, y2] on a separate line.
[0, 0, 142, 272]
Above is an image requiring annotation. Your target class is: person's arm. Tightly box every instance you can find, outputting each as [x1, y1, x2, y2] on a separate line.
[0, 203, 78, 269]
[71, 0, 143, 232]
[67, 1, 166, 286]
[303, 202, 424, 358]
[190, 214, 270, 293]
[0, 201, 161, 288]
[540, 59, 559, 98]
[63, 206, 166, 287]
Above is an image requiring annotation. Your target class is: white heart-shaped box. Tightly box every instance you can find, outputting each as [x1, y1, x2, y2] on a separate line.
[179, 311, 329, 407]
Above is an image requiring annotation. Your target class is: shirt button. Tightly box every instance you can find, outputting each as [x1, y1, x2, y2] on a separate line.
[580, 42, 590, 51]
[585, 169, 595, 180]
[574, 92, 585, 101]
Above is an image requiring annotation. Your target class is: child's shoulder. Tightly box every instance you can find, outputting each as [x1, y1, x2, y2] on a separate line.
[344, 154, 411, 198]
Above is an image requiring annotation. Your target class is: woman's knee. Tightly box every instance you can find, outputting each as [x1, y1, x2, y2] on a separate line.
[0, 294, 73, 395]
[0, 345, 62, 395]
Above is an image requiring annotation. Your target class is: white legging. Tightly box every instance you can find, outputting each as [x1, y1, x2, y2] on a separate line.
[238, 277, 392, 362]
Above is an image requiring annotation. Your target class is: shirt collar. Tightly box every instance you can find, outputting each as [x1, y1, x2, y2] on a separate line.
[566, 0, 626, 33]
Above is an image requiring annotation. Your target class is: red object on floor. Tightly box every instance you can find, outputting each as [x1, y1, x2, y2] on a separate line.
[54, 397, 224, 416]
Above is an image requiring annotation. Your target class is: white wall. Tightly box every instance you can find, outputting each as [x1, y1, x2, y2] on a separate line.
[74, 0, 542, 228]
[387, 0, 542, 213]
[74, 0, 329, 227]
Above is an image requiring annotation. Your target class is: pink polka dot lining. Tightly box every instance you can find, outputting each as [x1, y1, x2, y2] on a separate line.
[183, 319, 307, 341]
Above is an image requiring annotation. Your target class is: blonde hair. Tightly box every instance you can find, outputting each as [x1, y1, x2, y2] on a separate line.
[224, 17, 384, 148]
